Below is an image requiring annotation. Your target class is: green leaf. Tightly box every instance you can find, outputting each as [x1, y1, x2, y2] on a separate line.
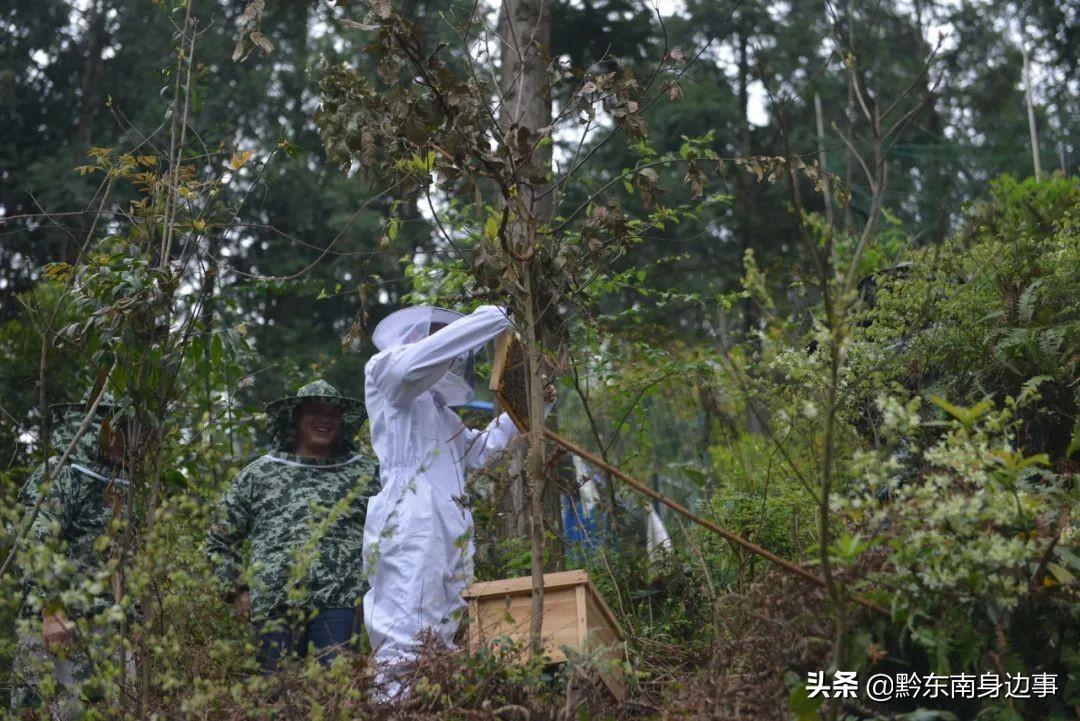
[834, 533, 867, 563]
[787, 684, 823, 721]
[1047, 563, 1075, 585]
[1057, 546, 1080, 571]
[679, 465, 708, 488]
[210, 334, 223, 365]
[929, 395, 993, 426]
[165, 469, 188, 493]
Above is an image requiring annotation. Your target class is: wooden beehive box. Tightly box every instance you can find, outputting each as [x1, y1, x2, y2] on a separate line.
[464, 570, 626, 700]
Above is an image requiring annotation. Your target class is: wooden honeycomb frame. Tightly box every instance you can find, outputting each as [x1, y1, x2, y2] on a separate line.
[489, 330, 530, 431]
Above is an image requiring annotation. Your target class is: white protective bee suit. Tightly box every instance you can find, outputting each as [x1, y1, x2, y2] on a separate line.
[361, 304, 523, 684]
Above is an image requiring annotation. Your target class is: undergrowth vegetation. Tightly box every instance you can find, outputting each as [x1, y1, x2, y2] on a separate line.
[0, 0, 1077, 718]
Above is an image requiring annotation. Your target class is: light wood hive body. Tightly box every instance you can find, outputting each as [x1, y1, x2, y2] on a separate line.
[464, 570, 626, 700]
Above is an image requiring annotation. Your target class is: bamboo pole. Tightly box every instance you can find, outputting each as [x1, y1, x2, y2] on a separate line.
[541, 426, 891, 618]
[814, 93, 835, 229]
[1022, 44, 1042, 181]
[489, 332, 889, 617]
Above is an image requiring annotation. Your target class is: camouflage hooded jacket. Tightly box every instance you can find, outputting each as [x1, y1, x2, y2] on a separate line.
[16, 404, 128, 618]
[205, 381, 377, 620]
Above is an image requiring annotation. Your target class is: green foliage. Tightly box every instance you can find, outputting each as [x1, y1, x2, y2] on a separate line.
[3, 0, 1080, 716]
[0, 0, 400, 431]
[838, 391, 1077, 717]
[0, 281, 87, 467]
[851, 175, 1080, 460]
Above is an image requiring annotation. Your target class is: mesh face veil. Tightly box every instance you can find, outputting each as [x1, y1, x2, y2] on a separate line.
[372, 306, 466, 350]
[372, 306, 480, 406]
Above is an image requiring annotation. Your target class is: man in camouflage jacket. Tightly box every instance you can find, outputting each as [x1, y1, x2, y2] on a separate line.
[205, 379, 376, 673]
[9, 396, 131, 719]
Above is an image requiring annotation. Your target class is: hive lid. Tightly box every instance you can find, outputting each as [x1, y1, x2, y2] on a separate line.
[464, 569, 624, 640]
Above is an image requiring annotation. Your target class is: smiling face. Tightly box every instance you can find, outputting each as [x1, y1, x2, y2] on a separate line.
[292, 401, 344, 459]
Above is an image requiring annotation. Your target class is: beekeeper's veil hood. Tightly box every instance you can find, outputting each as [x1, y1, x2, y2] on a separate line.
[372, 306, 477, 407]
[264, 379, 366, 455]
[48, 391, 118, 467]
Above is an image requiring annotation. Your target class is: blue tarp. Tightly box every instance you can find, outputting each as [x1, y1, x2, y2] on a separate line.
[562, 492, 606, 551]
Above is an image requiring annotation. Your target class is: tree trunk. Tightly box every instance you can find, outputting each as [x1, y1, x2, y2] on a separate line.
[736, 19, 766, 436]
[842, 0, 856, 234]
[75, 1, 108, 149]
[70, 0, 109, 266]
[498, 0, 554, 657]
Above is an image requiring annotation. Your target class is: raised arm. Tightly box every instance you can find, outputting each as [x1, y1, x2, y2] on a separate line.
[461, 389, 556, 471]
[460, 412, 520, 471]
[371, 305, 512, 407]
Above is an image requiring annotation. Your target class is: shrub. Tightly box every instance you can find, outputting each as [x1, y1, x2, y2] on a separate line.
[850, 175, 1080, 462]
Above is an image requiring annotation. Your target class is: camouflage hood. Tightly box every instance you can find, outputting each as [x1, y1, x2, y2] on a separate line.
[264, 380, 365, 457]
[47, 400, 116, 468]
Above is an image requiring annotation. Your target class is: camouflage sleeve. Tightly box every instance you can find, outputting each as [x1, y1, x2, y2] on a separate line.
[15, 463, 74, 606]
[360, 460, 380, 502]
[205, 466, 257, 601]
[19, 462, 74, 539]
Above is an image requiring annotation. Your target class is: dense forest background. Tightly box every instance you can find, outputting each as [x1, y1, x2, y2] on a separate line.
[0, 0, 1077, 719]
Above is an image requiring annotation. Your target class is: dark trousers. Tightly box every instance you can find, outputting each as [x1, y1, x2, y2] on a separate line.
[257, 608, 356, 674]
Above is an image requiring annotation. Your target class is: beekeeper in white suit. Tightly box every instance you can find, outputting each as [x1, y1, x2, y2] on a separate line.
[362, 304, 555, 694]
